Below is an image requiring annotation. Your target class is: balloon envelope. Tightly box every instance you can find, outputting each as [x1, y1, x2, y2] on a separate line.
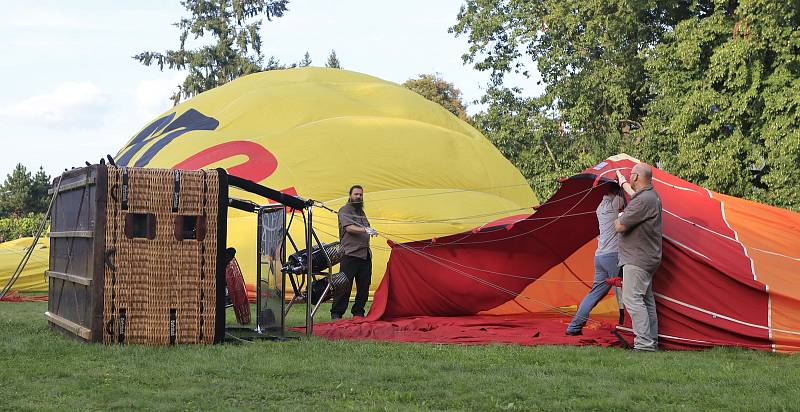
[2, 68, 537, 293]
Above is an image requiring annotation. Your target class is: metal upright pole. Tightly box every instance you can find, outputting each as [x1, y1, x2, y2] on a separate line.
[306, 205, 314, 336]
[256, 207, 263, 333]
[280, 206, 287, 336]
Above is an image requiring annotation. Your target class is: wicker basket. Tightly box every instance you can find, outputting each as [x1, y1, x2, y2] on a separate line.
[47, 165, 228, 345]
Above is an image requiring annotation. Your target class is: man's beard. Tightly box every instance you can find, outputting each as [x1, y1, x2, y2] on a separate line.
[351, 200, 364, 211]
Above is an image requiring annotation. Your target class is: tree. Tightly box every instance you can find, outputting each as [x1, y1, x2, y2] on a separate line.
[642, 0, 800, 211]
[452, 0, 800, 210]
[451, 1, 690, 156]
[0, 165, 52, 218]
[28, 167, 52, 214]
[134, 0, 290, 105]
[299, 51, 312, 67]
[450, 0, 689, 200]
[325, 50, 342, 68]
[471, 88, 571, 199]
[0, 164, 33, 217]
[402, 74, 469, 120]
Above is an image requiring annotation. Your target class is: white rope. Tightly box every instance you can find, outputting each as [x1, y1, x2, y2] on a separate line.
[326, 178, 799, 261]
[325, 206, 534, 225]
[655, 293, 800, 336]
[323, 181, 607, 224]
[313, 220, 605, 324]
[314, 220, 598, 284]
[415, 180, 601, 247]
[319, 182, 535, 207]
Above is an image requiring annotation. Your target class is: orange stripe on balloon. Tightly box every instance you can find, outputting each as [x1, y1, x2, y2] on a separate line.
[715, 192, 800, 350]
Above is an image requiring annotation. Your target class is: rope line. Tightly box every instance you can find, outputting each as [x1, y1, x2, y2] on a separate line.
[319, 182, 534, 206]
[313, 220, 600, 297]
[411, 181, 600, 247]
[0, 173, 63, 298]
[322, 178, 797, 261]
[322, 182, 607, 225]
[386, 236, 605, 327]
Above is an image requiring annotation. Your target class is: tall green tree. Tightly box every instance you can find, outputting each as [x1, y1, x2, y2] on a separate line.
[325, 50, 342, 68]
[0, 165, 52, 218]
[134, 0, 290, 105]
[28, 167, 52, 214]
[402, 74, 469, 120]
[0, 164, 33, 217]
[642, 0, 800, 210]
[452, 0, 800, 210]
[452, 1, 689, 157]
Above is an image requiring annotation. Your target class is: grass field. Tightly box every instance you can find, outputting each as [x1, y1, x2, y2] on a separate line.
[2, 301, 799, 411]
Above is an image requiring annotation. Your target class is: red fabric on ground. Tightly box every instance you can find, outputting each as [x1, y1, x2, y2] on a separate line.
[0, 291, 48, 302]
[309, 313, 623, 347]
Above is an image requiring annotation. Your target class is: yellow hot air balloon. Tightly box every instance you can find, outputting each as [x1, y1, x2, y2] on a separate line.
[1, 68, 536, 294]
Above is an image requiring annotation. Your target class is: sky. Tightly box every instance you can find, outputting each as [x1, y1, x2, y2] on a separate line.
[0, 0, 543, 180]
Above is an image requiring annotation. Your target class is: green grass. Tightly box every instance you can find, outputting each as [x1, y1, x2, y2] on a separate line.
[2, 301, 799, 411]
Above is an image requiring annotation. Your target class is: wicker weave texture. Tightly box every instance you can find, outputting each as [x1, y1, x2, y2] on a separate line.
[102, 167, 219, 345]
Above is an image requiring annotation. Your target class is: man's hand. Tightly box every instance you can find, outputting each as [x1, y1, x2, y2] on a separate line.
[616, 170, 627, 185]
[604, 277, 623, 288]
[616, 170, 636, 196]
[365, 227, 378, 237]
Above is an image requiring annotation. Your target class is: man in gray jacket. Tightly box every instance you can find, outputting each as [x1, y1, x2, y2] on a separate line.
[331, 185, 378, 320]
[615, 163, 663, 351]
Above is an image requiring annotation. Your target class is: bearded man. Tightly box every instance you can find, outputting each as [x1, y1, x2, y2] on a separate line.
[331, 185, 377, 320]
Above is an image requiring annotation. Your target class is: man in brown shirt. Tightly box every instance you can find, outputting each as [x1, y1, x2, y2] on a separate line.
[331, 185, 377, 320]
[615, 163, 663, 351]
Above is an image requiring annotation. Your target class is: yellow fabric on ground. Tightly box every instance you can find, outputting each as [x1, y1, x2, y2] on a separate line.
[0, 237, 49, 292]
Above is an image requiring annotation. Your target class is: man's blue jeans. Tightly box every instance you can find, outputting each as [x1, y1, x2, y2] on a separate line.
[566, 252, 619, 333]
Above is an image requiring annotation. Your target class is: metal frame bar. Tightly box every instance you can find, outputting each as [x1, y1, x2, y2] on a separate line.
[254, 205, 289, 336]
[306, 207, 314, 336]
[308, 222, 335, 320]
[256, 207, 263, 333]
[224, 193, 331, 341]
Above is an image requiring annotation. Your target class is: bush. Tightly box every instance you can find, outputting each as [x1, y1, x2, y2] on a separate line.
[0, 213, 46, 243]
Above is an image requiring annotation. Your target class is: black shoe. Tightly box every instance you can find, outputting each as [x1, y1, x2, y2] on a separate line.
[331, 313, 342, 320]
[565, 330, 583, 336]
